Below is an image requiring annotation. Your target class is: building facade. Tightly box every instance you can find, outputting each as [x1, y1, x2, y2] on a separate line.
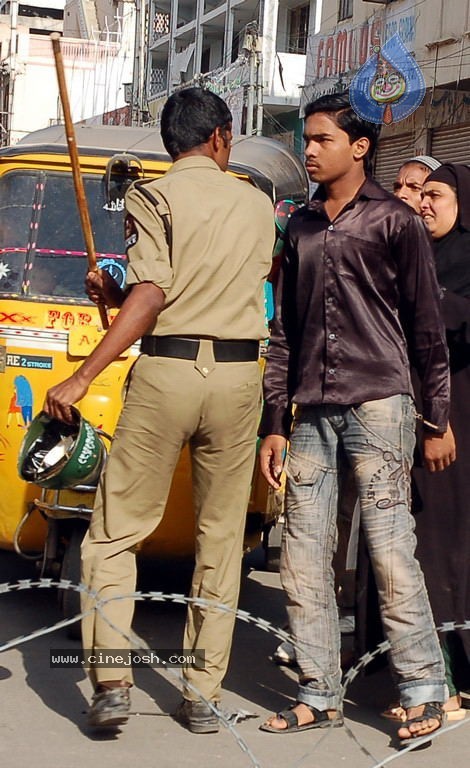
[303, 0, 470, 189]
[146, 0, 320, 150]
[0, 0, 135, 144]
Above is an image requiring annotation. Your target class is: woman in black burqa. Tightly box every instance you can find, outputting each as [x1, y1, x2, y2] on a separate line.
[413, 163, 470, 713]
[355, 163, 470, 720]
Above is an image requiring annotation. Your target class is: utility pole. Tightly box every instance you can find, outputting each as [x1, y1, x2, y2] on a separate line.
[242, 22, 263, 136]
[6, 0, 19, 144]
[256, 0, 264, 137]
[0, 65, 9, 147]
[132, 0, 147, 125]
[256, 47, 263, 136]
[245, 31, 256, 136]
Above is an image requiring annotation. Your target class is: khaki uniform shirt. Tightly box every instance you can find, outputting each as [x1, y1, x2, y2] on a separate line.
[124, 156, 275, 340]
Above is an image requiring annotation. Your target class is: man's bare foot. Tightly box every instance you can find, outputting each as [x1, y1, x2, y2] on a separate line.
[397, 702, 443, 742]
[443, 694, 461, 712]
[443, 695, 466, 720]
[381, 702, 405, 721]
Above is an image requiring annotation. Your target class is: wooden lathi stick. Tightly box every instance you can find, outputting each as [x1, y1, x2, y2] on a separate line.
[50, 32, 109, 329]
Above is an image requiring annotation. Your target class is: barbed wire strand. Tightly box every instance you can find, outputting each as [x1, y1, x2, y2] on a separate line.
[1, 577, 469, 767]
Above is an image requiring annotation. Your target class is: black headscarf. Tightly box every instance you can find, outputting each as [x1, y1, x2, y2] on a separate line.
[425, 163, 470, 297]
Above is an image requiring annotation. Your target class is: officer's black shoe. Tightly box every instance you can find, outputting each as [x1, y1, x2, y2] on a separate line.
[88, 686, 131, 728]
[174, 698, 220, 733]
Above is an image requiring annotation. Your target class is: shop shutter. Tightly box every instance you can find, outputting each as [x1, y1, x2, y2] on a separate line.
[373, 134, 415, 192]
[431, 124, 470, 165]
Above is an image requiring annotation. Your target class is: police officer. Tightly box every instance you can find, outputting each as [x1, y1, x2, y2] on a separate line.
[45, 87, 274, 733]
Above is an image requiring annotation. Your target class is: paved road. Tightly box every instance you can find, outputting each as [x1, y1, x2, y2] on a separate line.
[0, 547, 468, 768]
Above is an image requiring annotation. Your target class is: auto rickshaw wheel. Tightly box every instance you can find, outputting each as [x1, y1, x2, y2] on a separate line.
[58, 520, 88, 640]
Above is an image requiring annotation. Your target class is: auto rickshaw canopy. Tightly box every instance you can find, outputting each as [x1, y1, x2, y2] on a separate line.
[12, 124, 309, 204]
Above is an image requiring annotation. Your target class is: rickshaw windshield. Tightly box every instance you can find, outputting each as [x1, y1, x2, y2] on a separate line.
[0, 169, 128, 301]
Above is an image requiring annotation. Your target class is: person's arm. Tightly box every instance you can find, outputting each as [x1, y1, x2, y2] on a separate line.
[44, 282, 165, 423]
[258, 234, 298, 486]
[395, 215, 455, 471]
[259, 237, 297, 430]
[259, 434, 288, 489]
[422, 287, 470, 471]
[440, 287, 470, 339]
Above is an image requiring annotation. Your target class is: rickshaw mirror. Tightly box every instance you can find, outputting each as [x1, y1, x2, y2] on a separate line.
[104, 153, 144, 207]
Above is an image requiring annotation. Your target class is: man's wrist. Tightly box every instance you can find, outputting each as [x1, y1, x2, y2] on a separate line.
[417, 412, 446, 435]
[74, 365, 95, 389]
[422, 424, 446, 436]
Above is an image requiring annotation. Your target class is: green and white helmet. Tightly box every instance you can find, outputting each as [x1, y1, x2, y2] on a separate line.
[18, 408, 106, 489]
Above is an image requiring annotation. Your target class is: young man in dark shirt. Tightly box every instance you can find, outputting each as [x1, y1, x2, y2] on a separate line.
[259, 92, 455, 745]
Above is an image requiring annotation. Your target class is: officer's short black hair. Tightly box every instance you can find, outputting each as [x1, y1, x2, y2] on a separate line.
[304, 91, 380, 173]
[161, 87, 233, 160]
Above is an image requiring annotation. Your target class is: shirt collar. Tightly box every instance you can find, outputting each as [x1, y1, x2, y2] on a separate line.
[308, 176, 390, 212]
[167, 156, 222, 174]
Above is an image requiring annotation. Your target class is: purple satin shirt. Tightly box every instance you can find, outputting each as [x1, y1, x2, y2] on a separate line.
[260, 177, 450, 437]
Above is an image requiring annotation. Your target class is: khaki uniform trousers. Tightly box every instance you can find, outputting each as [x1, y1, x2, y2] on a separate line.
[81, 342, 262, 702]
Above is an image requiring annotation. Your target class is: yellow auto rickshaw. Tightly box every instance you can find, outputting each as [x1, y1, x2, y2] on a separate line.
[0, 123, 308, 618]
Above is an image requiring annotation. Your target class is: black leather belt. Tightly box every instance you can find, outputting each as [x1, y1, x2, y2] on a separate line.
[141, 336, 259, 362]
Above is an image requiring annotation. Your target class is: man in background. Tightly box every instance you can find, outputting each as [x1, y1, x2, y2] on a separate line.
[393, 155, 441, 212]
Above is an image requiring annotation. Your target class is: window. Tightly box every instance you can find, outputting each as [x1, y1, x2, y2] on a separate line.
[0, 172, 36, 295]
[338, 0, 353, 22]
[288, 4, 310, 55]
[153, 10, 170, 40]
[0, 170, 129, 300]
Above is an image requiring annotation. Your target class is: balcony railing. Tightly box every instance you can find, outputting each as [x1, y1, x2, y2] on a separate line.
[29, 36, 120, 62]
[152, 10, 171, 42]
[149, 67, 167, 98]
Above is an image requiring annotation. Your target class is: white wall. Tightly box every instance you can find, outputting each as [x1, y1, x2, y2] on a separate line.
[2, 8, 134, 143]
[262, 0, 313, 104]
[266, 51, 306, 102]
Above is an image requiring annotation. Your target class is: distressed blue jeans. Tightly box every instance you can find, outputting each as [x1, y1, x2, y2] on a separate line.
[281, 395, 446, 711]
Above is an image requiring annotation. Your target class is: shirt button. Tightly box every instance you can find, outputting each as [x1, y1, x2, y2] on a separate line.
[326, 296, 334, 304]
[327, 224, 334, 231]
[328, 368, 336, 374]
[328, 333, 336, 340]
[202, 367, 209, 374]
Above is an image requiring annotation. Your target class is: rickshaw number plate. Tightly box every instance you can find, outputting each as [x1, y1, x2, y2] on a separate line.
[68, 327, 129, 358]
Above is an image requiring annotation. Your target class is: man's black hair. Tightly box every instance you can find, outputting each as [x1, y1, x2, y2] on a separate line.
[304, 91, 380, 173]
[160, 87, 232, 160]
